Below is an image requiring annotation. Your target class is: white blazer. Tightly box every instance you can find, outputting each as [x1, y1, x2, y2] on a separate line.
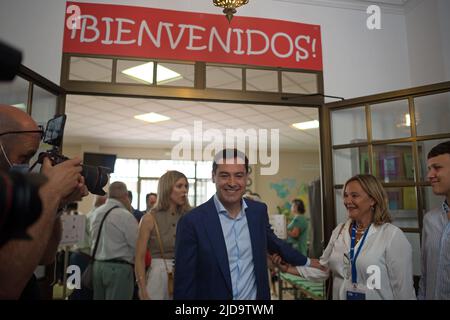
[296, 219, 416, 300]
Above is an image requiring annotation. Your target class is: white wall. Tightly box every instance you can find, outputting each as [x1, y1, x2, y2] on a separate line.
[0, 0, 420, 98]
[405, 0, 450, 86]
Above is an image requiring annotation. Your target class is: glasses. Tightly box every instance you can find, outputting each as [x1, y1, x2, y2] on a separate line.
[0, 125, 44, 140]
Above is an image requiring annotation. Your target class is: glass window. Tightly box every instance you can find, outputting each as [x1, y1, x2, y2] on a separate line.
[140, 160, 195, 178]
[281, 71, 317, 94]
[139, 178, 159, 211]
[112, 158, 212, 210]
[31, 85, 58, 126]
[333, 147, 367, 185]
[157, 62, 194, 87]
[334, 189, 347, 225]
[370, 100, 411, 140]
[196, 161, 213, 179]
[69, 57, 112, 82]
[417, 139, 450, 182]
[246, 69, 278, 92]
[116, 59, 154, 85]
[404, 233, 421, 276]
[206, 65, 242, 90]
[331, 107, 366, 146]
[372, 143, 415, 183]
[414, 92, 450, 137]
[196, 179, 216, 206]
[111, 158, 139, 178]
[0, 76, 29, 110]
[385, 187, 418, 228]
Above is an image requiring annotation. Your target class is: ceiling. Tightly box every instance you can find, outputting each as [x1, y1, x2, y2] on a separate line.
[64, 58, 320, 151]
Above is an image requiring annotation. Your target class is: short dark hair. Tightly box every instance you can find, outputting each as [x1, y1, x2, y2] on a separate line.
[427, 141, 450, 159]
[212, 148, 249, 173]
[292, 199, 305, 214]
[146, 192, 157, 201]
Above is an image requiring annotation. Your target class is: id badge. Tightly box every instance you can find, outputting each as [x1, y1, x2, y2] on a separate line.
[346, 283, 366, 300]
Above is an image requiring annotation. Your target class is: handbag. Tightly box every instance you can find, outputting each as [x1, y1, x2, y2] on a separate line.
[81, 205, 118, 290]
[152, 213, 174, 298]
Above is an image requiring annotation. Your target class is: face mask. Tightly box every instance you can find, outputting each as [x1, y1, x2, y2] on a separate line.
[0, 143, 30, 173]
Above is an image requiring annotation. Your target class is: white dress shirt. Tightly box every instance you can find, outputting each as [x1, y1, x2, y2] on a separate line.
[295, 219, 416, 300]
[90, 198, 138, 264]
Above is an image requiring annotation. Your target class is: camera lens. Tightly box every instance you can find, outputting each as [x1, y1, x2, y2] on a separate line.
[81, 165, 110, 196]
[0, 172, 45, 246]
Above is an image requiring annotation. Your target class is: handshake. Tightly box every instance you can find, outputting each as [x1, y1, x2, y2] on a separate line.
[269, 253, 328, 273]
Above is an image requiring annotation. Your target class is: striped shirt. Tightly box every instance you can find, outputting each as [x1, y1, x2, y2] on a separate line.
[418, 200, 450, 299]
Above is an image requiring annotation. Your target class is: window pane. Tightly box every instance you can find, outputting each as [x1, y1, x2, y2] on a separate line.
[196, 161, 213, 179]
[31, 85, 57, 126]
[372, 143, 415, 183]
[333, 147, 368, 185]
[371, 100, 411, 140]
[246, 69, 277, 92]
[196, 179, 216, 207]
[415, 92, 450, 136]
[334, 189, 347, 225]
[188, 178, 195, 207]
[331, 107, 366, 146]
[385, 187, 418, 228]
[157, 62, 194, 87]
[140, 160, 195, 178]
[139, 179, 159, 211]
[0, 76, 29, 110]
[116, 59, 154, 85]
[206, 65, 242, 90]
[69, 57, 112, 82]
[110, 159, 139, 178]
[404, 233, 421, 276]
[281, 71, 317, 94]
[417, 139, 450, 182]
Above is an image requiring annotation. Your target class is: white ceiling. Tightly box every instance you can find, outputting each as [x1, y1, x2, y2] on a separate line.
[65, 95, 319, 151]
[65, 58, 320, 151]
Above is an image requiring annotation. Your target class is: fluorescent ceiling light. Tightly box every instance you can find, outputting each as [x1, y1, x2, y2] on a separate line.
[122, 62, 182, 84]
[12, 103, 27, 111]
[134, 112, 170, 123]
[292, 120, 319, 130]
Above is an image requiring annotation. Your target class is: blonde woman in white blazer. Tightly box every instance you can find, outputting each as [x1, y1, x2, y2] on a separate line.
[273, 174, 416, 300]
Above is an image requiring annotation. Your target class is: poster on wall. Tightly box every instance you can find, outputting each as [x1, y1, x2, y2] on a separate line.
[63, 2, 322, 71]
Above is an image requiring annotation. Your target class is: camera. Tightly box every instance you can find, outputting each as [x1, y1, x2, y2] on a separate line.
[31, 114, 110, 196]
[0, 171, 45, 247]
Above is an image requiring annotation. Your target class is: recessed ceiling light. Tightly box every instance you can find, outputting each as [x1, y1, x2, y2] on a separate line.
[122, 62, 182, 84]
[134, 112, 170, 123]
[12, 103, 27, 111]
[292, 120, 319, 130]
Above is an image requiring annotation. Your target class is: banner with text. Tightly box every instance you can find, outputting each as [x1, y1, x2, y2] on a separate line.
[64, 2, 322, 71]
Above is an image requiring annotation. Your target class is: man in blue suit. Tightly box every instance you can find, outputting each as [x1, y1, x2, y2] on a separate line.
[174, 149, 322, 300]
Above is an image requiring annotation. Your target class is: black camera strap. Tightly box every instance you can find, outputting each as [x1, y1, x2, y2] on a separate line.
[91, 205, 119, 260]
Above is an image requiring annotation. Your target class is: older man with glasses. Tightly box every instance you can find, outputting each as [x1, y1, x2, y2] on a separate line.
[0, 104, 88, 299]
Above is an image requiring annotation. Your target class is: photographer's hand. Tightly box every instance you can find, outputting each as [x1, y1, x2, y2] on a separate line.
[40, 157, 83, 203]
[60, 176, 89, 207]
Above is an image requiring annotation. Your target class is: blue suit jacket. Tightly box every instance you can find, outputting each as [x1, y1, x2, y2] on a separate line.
[174, 196, 308, 300]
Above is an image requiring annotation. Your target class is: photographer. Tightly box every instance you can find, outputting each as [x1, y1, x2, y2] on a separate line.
[0, 104, 88, 299]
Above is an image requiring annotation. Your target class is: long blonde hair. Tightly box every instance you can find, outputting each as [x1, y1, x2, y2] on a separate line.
[344, 174, 392, 225]
[152, 170, 191, 215]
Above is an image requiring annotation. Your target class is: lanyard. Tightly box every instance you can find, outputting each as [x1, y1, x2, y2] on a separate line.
[349, 221, 371, 284]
